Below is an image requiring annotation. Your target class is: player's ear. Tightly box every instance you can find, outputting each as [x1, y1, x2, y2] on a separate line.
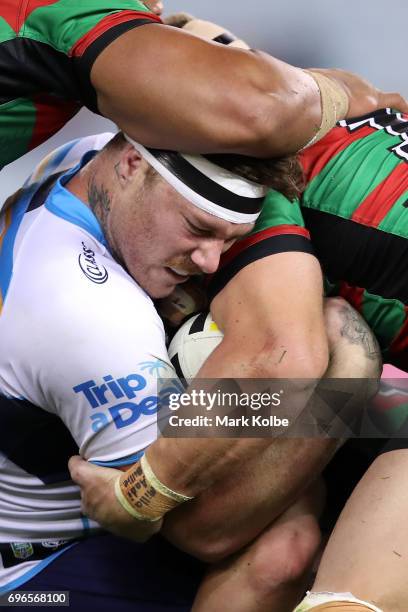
[116, 144, 144, 185]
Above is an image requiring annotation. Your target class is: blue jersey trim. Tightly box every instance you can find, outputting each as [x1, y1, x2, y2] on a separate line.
[91, 449, 145, 468]
[81, 516, 91, 533]
[45, 151, 108, 249]
[0, 150, 108, 309]
[0, 186, 37, 307]
[0, 542, 78, 595]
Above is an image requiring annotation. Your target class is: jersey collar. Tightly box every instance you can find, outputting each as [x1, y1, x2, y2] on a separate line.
[44, 151, 109, 249]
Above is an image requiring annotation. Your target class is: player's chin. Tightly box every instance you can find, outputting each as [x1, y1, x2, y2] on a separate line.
[146, 278, 178, 299]
[152, 285, 177, 299]
[143, 268, 187, 298]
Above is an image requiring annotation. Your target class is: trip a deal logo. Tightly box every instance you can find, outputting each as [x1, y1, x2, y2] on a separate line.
[73, 361, 172, 433]
[79, 242, 108, 284]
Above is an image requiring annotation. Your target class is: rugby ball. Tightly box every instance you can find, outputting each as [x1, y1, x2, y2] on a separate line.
[168, 312, 224, 379]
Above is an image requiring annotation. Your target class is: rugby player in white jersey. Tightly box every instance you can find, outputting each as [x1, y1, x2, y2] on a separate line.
[0, 132, 263, 606]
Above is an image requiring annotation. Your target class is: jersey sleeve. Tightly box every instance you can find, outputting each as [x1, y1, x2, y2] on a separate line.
[25, 132, 116, 189]
[22, 1, 162, 112]
[55, 276, 175, 466]
[208, 189, 315, 299]
[16, 233, 177, 467]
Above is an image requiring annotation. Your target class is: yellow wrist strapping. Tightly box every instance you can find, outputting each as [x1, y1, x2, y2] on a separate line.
[140, 455, 193, 503]
[114, 476, 161, 522]
[115, 456, 193, 521]
[302, 70, 349, 148]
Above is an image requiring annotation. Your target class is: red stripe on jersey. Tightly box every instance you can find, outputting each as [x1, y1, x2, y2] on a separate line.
[69, 10, 161, 58]
[219, 225, 310, 269]
[351, 163, 408, 228]
[299, 125, 375, 184]
[338, 282, 364, 313]
[0, 0, 57, 33]
[28, 94, 80, 151]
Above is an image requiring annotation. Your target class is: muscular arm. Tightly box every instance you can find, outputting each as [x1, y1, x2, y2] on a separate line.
[162, 270, 382, 562]
[205, 251, 328, 379]
[136, 251, 328, 495]
[92, 25, 320, 155]
[160, 251, 330, 555]
[91, 24, 408, 156]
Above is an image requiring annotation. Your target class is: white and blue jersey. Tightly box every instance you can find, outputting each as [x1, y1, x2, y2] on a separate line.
[0, 134, 176, 592]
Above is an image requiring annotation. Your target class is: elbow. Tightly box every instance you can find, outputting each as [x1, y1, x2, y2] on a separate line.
[194, 92, 272, 156]
[164, 524, 240, 564]
[219, 91, 280, 157]
[285, 349, 329, 382]
[248, 337, 330, 382]
[185, 537, 236, 565]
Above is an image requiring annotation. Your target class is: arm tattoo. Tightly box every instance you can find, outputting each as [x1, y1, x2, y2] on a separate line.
[339, 304, 380, 361]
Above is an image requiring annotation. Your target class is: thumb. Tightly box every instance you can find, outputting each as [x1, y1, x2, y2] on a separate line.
[68, 455, 95, 484]
[69, 455, 121, 486]
[378, 92, 408, 115]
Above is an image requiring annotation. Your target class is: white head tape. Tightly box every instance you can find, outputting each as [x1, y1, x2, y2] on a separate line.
[124, 134, 266, 223]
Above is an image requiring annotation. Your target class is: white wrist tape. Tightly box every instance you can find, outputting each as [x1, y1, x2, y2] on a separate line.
[294, 591, 383, 612]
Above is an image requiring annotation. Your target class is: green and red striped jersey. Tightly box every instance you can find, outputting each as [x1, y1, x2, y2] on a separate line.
[0, 1, 160, 169]
[212, 109, 408, 370]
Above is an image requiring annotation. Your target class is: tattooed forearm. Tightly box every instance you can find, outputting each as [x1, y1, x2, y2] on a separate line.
[339, 304, 381, 361]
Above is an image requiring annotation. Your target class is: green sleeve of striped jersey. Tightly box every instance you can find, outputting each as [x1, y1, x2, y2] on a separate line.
[21, 0, 153, 55]
[0, 17, 15, 44]
[251, 189, 306, 235]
